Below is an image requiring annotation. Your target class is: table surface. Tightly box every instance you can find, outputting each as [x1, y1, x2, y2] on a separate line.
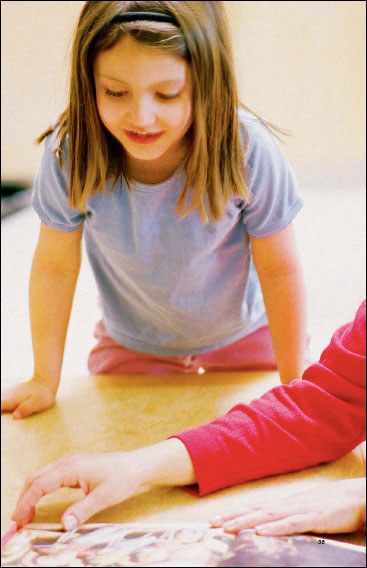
[1, 370, 366, 547]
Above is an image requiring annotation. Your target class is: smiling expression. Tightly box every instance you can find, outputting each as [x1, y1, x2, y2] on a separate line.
[93, 35, 193, 179]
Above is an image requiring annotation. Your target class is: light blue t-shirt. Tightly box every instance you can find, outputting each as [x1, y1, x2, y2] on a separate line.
[32, 113, 303, 356]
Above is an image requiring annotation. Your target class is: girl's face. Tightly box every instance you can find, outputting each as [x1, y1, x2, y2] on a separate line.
[94, 34, 193, 175]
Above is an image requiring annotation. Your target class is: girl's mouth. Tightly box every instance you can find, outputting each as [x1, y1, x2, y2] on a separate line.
[124, 130, 164, 144]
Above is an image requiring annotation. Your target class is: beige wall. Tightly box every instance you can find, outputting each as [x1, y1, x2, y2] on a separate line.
[2, 1, 365, 183]
[2, 1, 85, 183]
[224, 1, 366, 170]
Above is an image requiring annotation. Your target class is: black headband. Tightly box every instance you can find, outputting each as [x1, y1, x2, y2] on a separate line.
[111, 11, 179, 26]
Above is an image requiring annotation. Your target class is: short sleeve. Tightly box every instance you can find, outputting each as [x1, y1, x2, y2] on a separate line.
[240, 118, 303, 238]
[32, 130, 85, 231]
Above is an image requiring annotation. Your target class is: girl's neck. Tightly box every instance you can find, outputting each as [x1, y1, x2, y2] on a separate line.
[126, 136, 190, 185]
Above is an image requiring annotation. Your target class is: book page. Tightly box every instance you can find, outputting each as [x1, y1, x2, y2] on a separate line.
[218, 530, 366, 567]
[0, 522, 235, 567]
[1, 523, 366, 567]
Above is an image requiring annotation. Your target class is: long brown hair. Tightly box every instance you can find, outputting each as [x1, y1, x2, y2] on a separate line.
[36, 1, 287, 222]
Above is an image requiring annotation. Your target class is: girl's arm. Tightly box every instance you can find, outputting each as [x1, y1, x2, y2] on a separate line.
[1, 222, 83, 419]
[250, 222, 308, 384]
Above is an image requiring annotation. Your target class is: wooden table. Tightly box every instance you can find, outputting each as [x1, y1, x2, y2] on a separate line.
[1, 371, 366, 547]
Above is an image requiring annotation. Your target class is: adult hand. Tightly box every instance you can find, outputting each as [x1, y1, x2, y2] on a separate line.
[11, 452, 143, 530]
[1, 377, 56, 419]
[211, 478, 366, 536]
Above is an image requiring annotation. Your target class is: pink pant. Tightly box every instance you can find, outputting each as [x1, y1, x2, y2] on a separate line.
[87, 321, 279, 375]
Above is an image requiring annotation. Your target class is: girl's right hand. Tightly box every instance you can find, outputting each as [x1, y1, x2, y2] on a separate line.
[1, 377, 56, 419]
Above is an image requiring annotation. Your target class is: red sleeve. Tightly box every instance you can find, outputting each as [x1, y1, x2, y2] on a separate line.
[171, 300, 366, 496]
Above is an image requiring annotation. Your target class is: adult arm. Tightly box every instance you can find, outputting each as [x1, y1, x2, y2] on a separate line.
[11, 302, 366, 527]
[172, 300, 366, 496]
[212, 477, 366, 535]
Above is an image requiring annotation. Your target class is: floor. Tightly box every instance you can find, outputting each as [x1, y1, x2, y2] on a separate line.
[1, 182, 366, 384]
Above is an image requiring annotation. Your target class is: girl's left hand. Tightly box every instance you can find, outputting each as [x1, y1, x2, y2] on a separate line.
[211, 478, 366, 536]
[11, 452, 143, 531]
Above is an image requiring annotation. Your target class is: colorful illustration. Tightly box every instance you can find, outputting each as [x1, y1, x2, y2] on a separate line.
[1, 523, 365, 567]
[218, 530, 367, 568]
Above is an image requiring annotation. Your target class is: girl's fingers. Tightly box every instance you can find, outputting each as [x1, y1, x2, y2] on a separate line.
[255, 513, 316, 536]
[13, 397, 38, 419]
[1, 390, 23, 412]
[14, 395, 54, 419]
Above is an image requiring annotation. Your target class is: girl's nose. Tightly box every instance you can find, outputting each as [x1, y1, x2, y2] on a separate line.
[127, 96, 155, 128]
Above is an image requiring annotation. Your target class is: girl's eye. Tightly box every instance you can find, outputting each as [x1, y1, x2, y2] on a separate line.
[104, 89, 179, 100]
[105, 88, 127, 98]
[156, 93, 180, 101]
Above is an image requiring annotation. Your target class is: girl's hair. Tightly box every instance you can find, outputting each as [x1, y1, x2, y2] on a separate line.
[36, 1, 287, 222]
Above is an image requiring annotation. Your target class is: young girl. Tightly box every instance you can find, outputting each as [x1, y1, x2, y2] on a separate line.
[1, 0, 307, 420]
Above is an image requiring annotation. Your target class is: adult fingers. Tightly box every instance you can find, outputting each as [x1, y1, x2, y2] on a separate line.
[15, 455, 83, 508]
[255, 513, 317, 536]
[15, 462, 61, 507]
[222, 508, 292, 533]
[11, 468, 78, 525]
[61, 484, 115, 530]
[211, 507, 262, 527]
[14, 505, 36, 528]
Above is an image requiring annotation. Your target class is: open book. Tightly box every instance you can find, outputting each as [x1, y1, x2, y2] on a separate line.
[1, 522, 366, 567]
